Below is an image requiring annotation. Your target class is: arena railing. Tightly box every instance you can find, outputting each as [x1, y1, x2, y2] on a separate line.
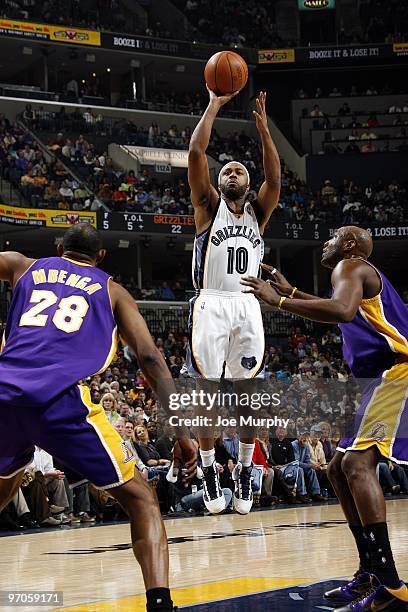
[136, 301, 315, 336]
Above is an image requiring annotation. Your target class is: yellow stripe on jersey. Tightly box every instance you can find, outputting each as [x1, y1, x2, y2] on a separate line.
[360, 294, 408, 356]
[78, 385, 135, 489]
[94, 326, 118, 375]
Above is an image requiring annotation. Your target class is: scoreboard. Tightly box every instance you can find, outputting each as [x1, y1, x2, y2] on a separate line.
[92, 213, 408, 242]
[100, 212, 196, 235]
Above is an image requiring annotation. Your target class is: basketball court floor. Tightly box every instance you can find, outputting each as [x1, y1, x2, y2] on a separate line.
[1, 500, 407, 611]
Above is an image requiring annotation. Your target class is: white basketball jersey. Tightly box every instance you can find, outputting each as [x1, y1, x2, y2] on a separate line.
[192, 198, 264, 292]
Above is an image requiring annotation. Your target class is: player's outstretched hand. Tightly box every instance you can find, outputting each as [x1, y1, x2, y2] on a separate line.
[173, 437, 198, 484]
[206, 84, 239, 108]
[241, 275, 280, 306]
[253, 91, 269, 132]
[260, 263, 294, 296]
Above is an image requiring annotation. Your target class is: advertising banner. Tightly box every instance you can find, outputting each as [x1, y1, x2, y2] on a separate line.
[298, 0, 335, 9]
[0, 205, 96, 227]
[0, 19, 100, 45]
[258, 48, 296, 64]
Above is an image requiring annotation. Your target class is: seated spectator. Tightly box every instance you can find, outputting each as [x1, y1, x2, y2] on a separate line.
[338, 102, 351, 116]
[253, 428, 275, 498]
[22, 450, 67, 526]
[377, 461, 408, 496]
[223, 426, 240, 463]
[155, 422, 175, 462]
[291, 431, 327, 502]
[329, 87, 342, 97]
[361, 141, 377, 153]
[310, 104, 324, 118]
[318, 421, 335, 463]
[135, 424, 170, 468]
[367, 112, 379, 127]
[366, 85, 378, 95]
[101, 392, 120, 425]
[156, 282, 175, 301]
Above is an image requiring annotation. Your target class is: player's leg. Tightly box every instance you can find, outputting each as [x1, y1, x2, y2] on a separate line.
[229, 378, 257, 514]
[335, 365, 408, 610]
[35, 385, 176, 612]
[188, 294, 230, 514]
[227, 297, 265, 514]
[324, 451, 372, 603]
[334, 448, 408, 611]
[108, 473, 171, 607]
[196, 378, 228, 514]
[0, 405, 35, 512]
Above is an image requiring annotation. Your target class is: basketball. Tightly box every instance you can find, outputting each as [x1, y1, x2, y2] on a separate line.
[204, 50, 248, 95]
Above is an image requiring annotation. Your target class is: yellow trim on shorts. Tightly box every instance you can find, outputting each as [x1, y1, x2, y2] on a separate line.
[79, 385, 135, 489]
[351, 361, 408, 458]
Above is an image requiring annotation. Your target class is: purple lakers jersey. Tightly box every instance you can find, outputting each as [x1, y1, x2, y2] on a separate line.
[0, 256, 117, 406]
[338, 259, 408, 378]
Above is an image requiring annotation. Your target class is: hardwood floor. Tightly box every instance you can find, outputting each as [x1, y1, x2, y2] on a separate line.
[1, 500, 407, 611]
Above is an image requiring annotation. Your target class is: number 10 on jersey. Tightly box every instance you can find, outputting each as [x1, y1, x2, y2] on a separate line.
[227, 246, 248, 275]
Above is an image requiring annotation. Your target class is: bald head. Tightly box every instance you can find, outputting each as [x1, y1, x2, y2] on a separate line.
[339, 226, 373, 258]
[321, 226, 373, 268]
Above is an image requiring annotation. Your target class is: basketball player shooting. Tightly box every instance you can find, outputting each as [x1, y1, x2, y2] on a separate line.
[241, 226, 408, 611]
[187, 89, 281, 514]
[0, 224, 196, 612]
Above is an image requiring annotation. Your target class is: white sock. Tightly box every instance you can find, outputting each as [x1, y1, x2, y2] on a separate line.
[200, 448, 216, 468]
[239, 442, 255, 467]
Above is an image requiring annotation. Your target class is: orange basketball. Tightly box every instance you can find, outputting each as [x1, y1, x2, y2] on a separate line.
[204, 51, 248, 96]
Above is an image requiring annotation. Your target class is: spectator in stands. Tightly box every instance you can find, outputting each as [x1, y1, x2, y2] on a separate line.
[253, 427, 275, 497]
[223, 426, 239, 463]
[292, 431, 326, 501]
[366, 85, 378, 95]
[156, 282, 175, 301]
[329, 87, 342, 97]
[135, 425, 170, 468]
[338, 102, 351, 116]
[155, 422, 175, 462]
[101, 392, 120, 425]
[310, 104, 324, 118]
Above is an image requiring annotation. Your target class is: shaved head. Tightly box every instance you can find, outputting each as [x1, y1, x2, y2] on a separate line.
[321, 226, 373, 268]
[338, 226, 373, 258]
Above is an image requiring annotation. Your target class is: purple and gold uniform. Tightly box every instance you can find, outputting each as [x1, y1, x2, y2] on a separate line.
[337, 259, 408, 464]
[0, 256, 135, 488]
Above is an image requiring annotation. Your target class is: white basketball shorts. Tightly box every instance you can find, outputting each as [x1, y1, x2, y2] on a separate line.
[186, 290, 265, 380]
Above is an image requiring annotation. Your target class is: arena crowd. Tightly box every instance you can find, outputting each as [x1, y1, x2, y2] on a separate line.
[1, 321, 407, 531]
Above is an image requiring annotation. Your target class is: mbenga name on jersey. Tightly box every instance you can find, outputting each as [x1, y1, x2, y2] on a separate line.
[210, 225, 261, 248]
[31, 268, 103, 296]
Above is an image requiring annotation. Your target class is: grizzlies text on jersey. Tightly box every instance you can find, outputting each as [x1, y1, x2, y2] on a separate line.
[192, 198, 264, 292]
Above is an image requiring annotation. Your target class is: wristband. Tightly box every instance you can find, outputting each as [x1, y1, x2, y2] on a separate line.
[289, 286, 297, 299]
[278, 296, 287, 310]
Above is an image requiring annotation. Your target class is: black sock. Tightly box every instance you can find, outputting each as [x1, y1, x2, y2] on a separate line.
[363, 522, 400, 589]
[146, 588, 173, 611]
[349, 524, 371, 573]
